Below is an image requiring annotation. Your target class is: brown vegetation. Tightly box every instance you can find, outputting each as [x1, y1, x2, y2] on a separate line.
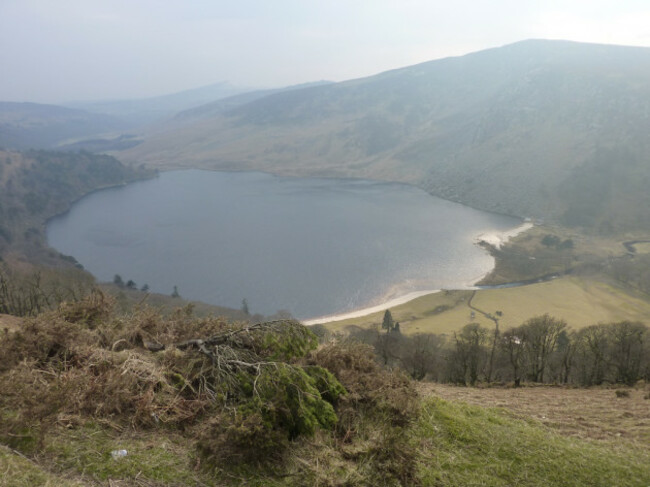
[0, 289, 418, 483]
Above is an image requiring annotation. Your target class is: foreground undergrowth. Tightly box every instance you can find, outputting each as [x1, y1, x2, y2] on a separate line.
[1, 289, 649, 486]
[3, 395, 649, 486]
[0, 290, 418, 486]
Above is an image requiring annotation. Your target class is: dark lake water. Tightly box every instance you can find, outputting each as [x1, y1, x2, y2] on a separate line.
[47, 170, 520, 319]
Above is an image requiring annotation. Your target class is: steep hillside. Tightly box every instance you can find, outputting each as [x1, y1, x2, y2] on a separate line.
[123, 40, 650, 233]
[0, 102, 126, 150]
[0, 149, 152, 264]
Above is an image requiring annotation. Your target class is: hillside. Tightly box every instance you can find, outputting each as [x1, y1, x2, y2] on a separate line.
[0, 149, 152, 264]
[0, 295, 648, 486]
[0, 103, 126, 150]
[66, 81, 254, 127]
[122, 39, 650, 234]
[170, 81, 334, 124]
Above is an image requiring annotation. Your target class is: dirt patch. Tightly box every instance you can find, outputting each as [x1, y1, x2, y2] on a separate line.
[0, 314, 22, 333]
[418, 383, 650, 445]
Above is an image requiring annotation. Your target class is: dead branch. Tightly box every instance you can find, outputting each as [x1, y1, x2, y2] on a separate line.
[143, 320, 306, 381]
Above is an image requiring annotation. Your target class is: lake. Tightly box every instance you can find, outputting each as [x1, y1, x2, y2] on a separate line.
[47, 170, 521, 319]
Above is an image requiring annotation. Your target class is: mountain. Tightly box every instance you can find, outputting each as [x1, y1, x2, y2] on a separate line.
[122, 40, 650, 233]
[0, 102, 126, 150]
[66, 81, 254, 127]
[171, 81, 334, 124]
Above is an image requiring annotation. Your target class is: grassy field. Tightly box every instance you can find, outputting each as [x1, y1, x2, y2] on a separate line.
[419, 383, 650, 444]
[415, 392, 650, 487]
[633, 242, 650, 254]
[321, 275, 650, 335]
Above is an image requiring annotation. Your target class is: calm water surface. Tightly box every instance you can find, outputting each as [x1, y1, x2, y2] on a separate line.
[47, 170, 520, 319]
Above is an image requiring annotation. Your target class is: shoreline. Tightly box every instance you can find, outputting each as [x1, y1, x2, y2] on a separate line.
[302, 221, 534, 326]
[474, 221, 533, 249]
[301, 289, 441, 326]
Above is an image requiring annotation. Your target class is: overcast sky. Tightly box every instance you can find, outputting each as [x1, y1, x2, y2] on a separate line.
[2, 0, 650, 104]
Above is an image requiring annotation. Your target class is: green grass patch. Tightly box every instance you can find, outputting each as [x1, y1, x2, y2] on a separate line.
[0, 445, 85, 487]
[44, 425, 202, 484]
[471, 276, 650, 330]
[632, 242, 650, 254]
[416, 397, 650, 486]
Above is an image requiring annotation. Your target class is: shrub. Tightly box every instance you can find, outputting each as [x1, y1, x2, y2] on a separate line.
[197, 411, 289, 467]
[57, 288, 113, 327]
[307, 340, 420, 486]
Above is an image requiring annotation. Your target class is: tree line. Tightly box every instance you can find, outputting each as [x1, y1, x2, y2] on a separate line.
[341, 313, 649, 387]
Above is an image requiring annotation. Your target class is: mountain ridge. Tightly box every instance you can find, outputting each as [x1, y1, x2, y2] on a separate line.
[0, 102, 126, 150]
[122, 39, 650, 233]
[65, 81, 255, 127]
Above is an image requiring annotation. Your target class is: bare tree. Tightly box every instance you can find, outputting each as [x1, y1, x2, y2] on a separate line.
[520, 314, 567, 383]
[449, 323, 489, 385]
[607, 321, 646, 385]
[399, 333, 444, 380]
[500, 327, 525, 386]
[575, 324, 610, 385]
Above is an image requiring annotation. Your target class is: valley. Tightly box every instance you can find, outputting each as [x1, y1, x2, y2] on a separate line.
[120, 40, 650, 235]
[2, 37, 650, 486]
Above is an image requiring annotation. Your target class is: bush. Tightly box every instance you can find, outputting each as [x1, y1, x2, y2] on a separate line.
[309, 341, 418, 429]
[0, 297, 351, 471]
[58, 288, 113, 327]
[197, 411, 289, 467]
[307, 340, 420, 486]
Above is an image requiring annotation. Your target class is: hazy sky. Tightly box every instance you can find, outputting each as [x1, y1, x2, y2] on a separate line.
[2, 0, 650, 103]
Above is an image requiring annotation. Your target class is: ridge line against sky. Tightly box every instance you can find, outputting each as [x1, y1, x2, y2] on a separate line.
[2, 0, 650, 104]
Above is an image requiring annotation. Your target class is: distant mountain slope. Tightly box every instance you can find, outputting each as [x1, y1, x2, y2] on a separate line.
[0, 102, 126, 150]
[171, 81, 334, 124]
[123, 40, 650, 233]
[66, 81, 255, 127]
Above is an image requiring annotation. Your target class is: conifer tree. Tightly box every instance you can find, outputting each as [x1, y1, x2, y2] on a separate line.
[382, 309, 394, 332]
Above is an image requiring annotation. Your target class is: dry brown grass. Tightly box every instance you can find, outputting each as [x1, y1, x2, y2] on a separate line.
[418, 383, 650, 445]
[0, 313, 22, 333]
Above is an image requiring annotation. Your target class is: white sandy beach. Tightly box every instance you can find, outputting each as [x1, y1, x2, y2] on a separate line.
[302, 221, 534, 326]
